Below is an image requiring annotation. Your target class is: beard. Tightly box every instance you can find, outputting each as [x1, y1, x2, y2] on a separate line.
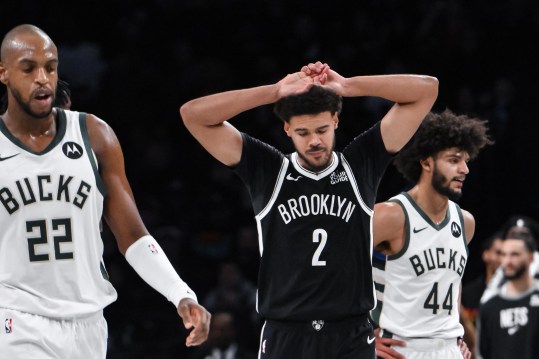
[296, 137, 336, 173]
[431, 165, 462, 201]
[503, 262, 527, 280]
[11, 87, 53, 119]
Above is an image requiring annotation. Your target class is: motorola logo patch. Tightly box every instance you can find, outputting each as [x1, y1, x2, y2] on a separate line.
[451, 222, 462, 238]
[62, 142, 84, 159]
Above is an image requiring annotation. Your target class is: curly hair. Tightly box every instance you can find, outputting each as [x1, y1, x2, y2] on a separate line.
[273, 85, 342, 123]
[394, 109, 493, 183]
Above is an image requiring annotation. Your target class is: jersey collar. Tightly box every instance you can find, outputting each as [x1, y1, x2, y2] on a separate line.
[290, 151, 339, 180]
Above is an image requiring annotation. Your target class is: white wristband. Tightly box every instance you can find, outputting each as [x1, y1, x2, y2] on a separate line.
[125, 235, 197, 307]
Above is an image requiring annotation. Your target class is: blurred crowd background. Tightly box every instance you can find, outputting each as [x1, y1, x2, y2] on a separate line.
[1, 0, 538, 357]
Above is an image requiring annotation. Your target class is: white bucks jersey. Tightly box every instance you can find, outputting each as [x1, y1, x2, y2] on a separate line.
[0, 109, 117, 318]
[376, 192, 467, 338]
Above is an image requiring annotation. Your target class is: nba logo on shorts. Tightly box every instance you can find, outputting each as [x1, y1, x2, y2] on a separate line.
[4, 318, 12, 334]
[312, 320, 324, 331]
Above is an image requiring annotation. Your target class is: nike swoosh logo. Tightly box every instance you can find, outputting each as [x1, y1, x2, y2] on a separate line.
[367, 336, 375, 344]
[413, 226, 428, 233]
[0, 153, 19, 161]
[286, 173, 302, 181]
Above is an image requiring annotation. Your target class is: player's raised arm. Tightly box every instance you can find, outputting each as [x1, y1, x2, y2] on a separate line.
[180, 69, 319, 167]
[303, 63, 438, 154]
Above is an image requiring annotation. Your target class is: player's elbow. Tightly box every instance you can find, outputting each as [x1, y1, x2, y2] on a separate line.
[179, 102, 193, 125]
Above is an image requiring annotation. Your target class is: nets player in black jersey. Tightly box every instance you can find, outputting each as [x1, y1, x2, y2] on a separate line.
[477, 231, 539, 359]
[181, 62, 438, 358]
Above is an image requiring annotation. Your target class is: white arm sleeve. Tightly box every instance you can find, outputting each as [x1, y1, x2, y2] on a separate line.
[125, 235, 197, 307]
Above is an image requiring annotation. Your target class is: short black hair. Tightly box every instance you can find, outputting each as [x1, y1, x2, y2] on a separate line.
[505, 231, 537, 253]
[394, 109, 493, 183]
[500, 214, 539, 244]
[481, 230, 503, 252]
[273, 85, 342, 123]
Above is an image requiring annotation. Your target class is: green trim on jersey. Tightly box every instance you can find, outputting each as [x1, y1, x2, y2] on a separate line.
[0, 108, 67, 155]
[386, 198, 411, 261]
[454, 204, 469, 256]
[402, 191, 450, 229]
[78, 112, 107, 197]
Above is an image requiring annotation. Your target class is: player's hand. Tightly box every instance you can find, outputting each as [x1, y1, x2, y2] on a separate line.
[177, 298, 211, 347]
[301, 61, 329, 83]
[374, 328, 406, 359]
[458, 337, 472, 359]
[301, 61, 346, 95]
[276, 71, 316, 98]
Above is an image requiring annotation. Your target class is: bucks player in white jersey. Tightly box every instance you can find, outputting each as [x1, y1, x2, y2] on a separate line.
[372, 110, 493, 359]
[0, 24, 210, 358]
[181, 61, 438, 358]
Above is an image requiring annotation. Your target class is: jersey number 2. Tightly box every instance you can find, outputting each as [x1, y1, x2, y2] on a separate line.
[27, 218, 74, 262]
[312, 229, 327, 266]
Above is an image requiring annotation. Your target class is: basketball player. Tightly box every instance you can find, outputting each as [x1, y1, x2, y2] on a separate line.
[181, 61, 438, 358]
[0, 24, 210, 358]
[476, 232, 539, 359]
[480, 215, 539, 303]
[372, 110, 492, 358]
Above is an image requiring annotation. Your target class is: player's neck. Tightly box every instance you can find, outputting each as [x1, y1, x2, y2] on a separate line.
[1, 108, 56, 136]
[1, 108, 58, 151]
[506, 271, 532, 296]
[407, 184, 448, 224]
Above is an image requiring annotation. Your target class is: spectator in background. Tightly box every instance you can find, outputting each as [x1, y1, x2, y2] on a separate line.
[188, 311, 257, 359]
[203, 261, 259, 351]
[480, 215, 539, 303]
[476, 232, 539, 359]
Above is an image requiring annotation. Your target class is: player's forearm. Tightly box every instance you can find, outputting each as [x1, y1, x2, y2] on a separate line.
[341, 74, 438, 104]
[180, 84, 279, 127]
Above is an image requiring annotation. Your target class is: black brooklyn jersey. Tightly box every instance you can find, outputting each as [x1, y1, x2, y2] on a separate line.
[233, 122, 392, 321]
[477, 281, 539, 359]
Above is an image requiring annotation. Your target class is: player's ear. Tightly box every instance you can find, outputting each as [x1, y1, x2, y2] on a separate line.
[284, 122, 291, 137]
[420, 157, 433, 172]
[333, 114, 339, 129]
[0, 63, 7, 84]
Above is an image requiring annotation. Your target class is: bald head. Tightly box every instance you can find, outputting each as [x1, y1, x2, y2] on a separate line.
[1, 24, 56, 63]
[0, 24, 58, 118]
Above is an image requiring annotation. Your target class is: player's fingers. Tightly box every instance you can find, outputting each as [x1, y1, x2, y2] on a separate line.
[185, 307, 211, 346]
[177, 302, 194, 329]
[379, 338, 406, 347]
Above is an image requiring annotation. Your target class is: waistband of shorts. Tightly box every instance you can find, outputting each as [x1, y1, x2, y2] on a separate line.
[266, 314, 369, 333]
[381, 329, 459, 350]
[1, 307, 104, 323]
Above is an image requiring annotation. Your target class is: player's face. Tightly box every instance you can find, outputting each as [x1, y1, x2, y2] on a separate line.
[483, 238, 504, 272]
[0, 33, 58, 118]
[431, 148, 470, 201]
[501, 239, 532, 280]
[285, 112, 338, 172]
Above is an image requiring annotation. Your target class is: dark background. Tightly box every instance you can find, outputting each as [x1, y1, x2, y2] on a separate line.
[2, 0, 538, 357]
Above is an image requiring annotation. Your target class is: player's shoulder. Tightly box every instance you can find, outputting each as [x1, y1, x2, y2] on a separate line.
[374, 200, 405, 220]
[373, 199, 405, 247]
